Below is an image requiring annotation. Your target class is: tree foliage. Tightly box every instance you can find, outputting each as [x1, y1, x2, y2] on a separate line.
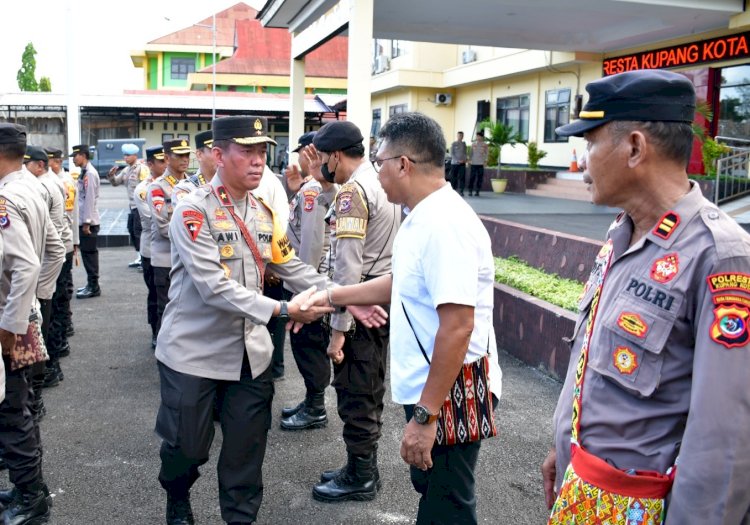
[39, 77, 52, 92]
[17, 43, 39, 92]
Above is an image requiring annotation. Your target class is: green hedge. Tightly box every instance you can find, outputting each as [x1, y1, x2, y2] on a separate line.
[494, 256, 584, 312]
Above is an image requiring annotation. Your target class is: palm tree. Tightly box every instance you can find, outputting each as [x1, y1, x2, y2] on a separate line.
[478, 119, 525, 170]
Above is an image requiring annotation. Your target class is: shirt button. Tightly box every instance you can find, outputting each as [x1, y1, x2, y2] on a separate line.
[708, 211, 719, 220]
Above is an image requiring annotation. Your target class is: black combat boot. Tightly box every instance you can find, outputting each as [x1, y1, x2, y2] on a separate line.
[320, 449, 379, 483]
[280, 392, 327, 431]
[166, 493, 194, 525]
[280, 400, 305, 418]
[31, 377, 46, 423]
[76, 284, 100, 299]
[312, 451, 380, 502]
[1, 484, 50, 525]
[42, 361, 63, 389]
[0, 485, 52, 511]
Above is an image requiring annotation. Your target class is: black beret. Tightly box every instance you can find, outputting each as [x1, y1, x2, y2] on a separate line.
[24, 145, 48, 163]
[313, 121, 364, 152]
[556, 69, 696, 137]
[69, 144, 90, 157]
[212, 116, 277, 146]
[45, 147, 63, 159]
[292, 132, 316, 153]
[146, 146, 165, 161]
[0, 123, 27, 146]
[195, 130, 213, 150]
[163, 139, 191, 155]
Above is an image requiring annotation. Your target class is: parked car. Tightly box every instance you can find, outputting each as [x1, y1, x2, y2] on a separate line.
[64, 138, 147, 181]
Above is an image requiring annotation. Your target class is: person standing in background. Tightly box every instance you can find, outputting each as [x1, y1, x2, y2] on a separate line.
[71, 144, 101, 299]
[449, 131, 467, 196]
[468, 132, 488, 197]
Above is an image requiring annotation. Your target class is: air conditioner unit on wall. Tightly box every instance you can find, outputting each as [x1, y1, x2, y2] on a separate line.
[374, 54, 390, 74]
[435, 93, 452, 105]
[462, 49, 477, 64]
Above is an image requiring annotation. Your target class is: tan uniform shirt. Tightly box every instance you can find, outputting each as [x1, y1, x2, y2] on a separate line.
[133, 178, 153, 259]
[78, 162, 100, 226]
[552, 183, 750, 523]
[286, 177, 337, 272]
[172, 172, 209, 203]
[330, 162, 400, 331]
[53, 169, 78, 247]
[155, 173, 329, 380]
[36, 172, 72, 253]
[111, 162, 149, 209]
[147, 170, 182, 268]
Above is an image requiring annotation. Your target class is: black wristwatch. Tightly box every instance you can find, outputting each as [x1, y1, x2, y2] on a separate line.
[413, 404, 438, 425]
[278, 300, 289, 320]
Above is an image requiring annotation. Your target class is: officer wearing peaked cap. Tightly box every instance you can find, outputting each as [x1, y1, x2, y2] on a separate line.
[135, 146, 165, 349]
[173, 130, 216, 203]
[542, 69, 750, 524]
[154, 115, 334, 525]
[70, 144, 101, 298]
[109, 143, 149, 269]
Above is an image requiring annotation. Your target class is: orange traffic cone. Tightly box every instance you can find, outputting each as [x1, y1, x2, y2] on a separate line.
[569, 149, 579, 172]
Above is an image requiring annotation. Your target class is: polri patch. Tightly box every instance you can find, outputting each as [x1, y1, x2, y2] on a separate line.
[650, 253, 679, 284]
[613, 346, 638, 375]
[707, 272, 750, 294]
[151, 188, 166, 213]
[182, 210, 204, 242]
[303, 190, 319, 212]
[338, 191, 353, 214]
[617, 312, 648, 338]
[710, 304, 750, 348]
[653, 211, 680, 240]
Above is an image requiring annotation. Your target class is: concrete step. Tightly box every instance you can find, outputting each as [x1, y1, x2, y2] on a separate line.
[526, 187, 591, 201]
[544, 178, 588, 188]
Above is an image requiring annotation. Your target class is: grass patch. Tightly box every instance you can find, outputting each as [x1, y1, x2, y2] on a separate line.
[494, 256, 584, 312]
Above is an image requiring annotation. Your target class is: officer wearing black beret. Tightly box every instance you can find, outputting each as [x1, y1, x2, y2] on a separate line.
[310, 120, 400, 502]
[543, 69, 750, 524]
[173, 130, 217, 203]
[154, 115, 333, 524]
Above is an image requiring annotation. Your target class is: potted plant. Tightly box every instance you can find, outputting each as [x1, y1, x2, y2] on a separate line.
[479, 119, 524, 192]
[526, 141, 547, 170]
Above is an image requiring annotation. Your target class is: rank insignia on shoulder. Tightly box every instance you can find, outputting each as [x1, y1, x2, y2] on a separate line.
[182, 210, 204, 242]
[650, 253, 679, 283]
[653, 211, 680, 240]
[617, 312, 648, 338]
[613, 346, 638, 375]
[710, 304, 750, 348]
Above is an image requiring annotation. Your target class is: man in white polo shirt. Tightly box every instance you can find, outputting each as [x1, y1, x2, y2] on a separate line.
[302, 112, 502, 524]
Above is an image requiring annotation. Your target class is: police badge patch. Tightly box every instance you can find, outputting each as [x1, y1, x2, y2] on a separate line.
[710, 304, 750, 348]
[182, 210, 204, 242]
[151, 188, 166, 213]
[650, 253, 679, 283]
[613, 346, 638, 375]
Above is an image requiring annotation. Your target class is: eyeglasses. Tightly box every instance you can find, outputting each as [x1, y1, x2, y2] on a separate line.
[371, 154, 420, 173]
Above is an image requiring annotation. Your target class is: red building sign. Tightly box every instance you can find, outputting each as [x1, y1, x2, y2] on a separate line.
[603, 32, 750, 76]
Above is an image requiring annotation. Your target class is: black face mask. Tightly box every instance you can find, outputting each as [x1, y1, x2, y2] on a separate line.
[321, 154, 338, 183]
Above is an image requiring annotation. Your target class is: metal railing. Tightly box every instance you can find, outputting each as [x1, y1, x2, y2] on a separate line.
[714, 136, 750, 204]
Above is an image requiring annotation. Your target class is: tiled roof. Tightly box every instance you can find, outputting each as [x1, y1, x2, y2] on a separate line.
[148, 2, 255, 47]
[197, 19, 348, 78]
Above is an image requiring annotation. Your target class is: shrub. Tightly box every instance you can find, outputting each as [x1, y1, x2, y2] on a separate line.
[494, 256, 584, 312]
[526, 142, 547, 170]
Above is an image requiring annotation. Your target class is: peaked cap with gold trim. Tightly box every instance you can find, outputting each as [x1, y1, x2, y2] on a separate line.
[212, 116, 277, 146]
[163, 139, 192, 155]
[556, 69, 696, 137]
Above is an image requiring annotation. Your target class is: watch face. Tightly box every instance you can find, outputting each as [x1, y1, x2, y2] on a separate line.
[413, 405, 428, 424]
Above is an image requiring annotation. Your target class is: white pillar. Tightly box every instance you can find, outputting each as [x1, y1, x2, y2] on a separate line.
[346, 0, 373, 144]
[65, 5, 81, 150]
[289, 45, 306, 168]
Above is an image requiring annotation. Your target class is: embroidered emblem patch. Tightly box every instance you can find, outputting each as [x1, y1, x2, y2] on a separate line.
[613, 346, 638, 375]
[212, 220, 234, 230]
[707, 272, 750, 294]
[220, 262, 231, 279]
[650, 253, 679, 283]
[182, 210, 204, 242]
[710, 304, 750, 348]
[138, 190, 146, 201]
[0, 210, 9, 229]
[338, 191, 353, 214]
[713, 294, 750, 308]
[617, 312, 648, 338]
[303, 190, 318, 212]
[215, 209, 229, 221]
[220, 244, 234, 258]
[653, 211, 680, 239]
[151, 188, 165, 213]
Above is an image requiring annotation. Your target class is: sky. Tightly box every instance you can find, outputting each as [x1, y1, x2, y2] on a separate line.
[1, 0, 265, 95]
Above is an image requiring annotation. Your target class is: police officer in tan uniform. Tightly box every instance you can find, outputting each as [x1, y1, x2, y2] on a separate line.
[279, 132, 339, 431]
[47, 147, 77, 340]
[148, 139, 190, 338]
[135, 146, 163, 349]
[44, 147, 77, 375]
[154, 116, 333, 525]
[71, 144, 101, 299]
[541, 70, 750, 524]
[311, 121, 400, 502]
[108, 143, 149, 269]
[0, 123, 64, 525]
[173, 131, 215, 202]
